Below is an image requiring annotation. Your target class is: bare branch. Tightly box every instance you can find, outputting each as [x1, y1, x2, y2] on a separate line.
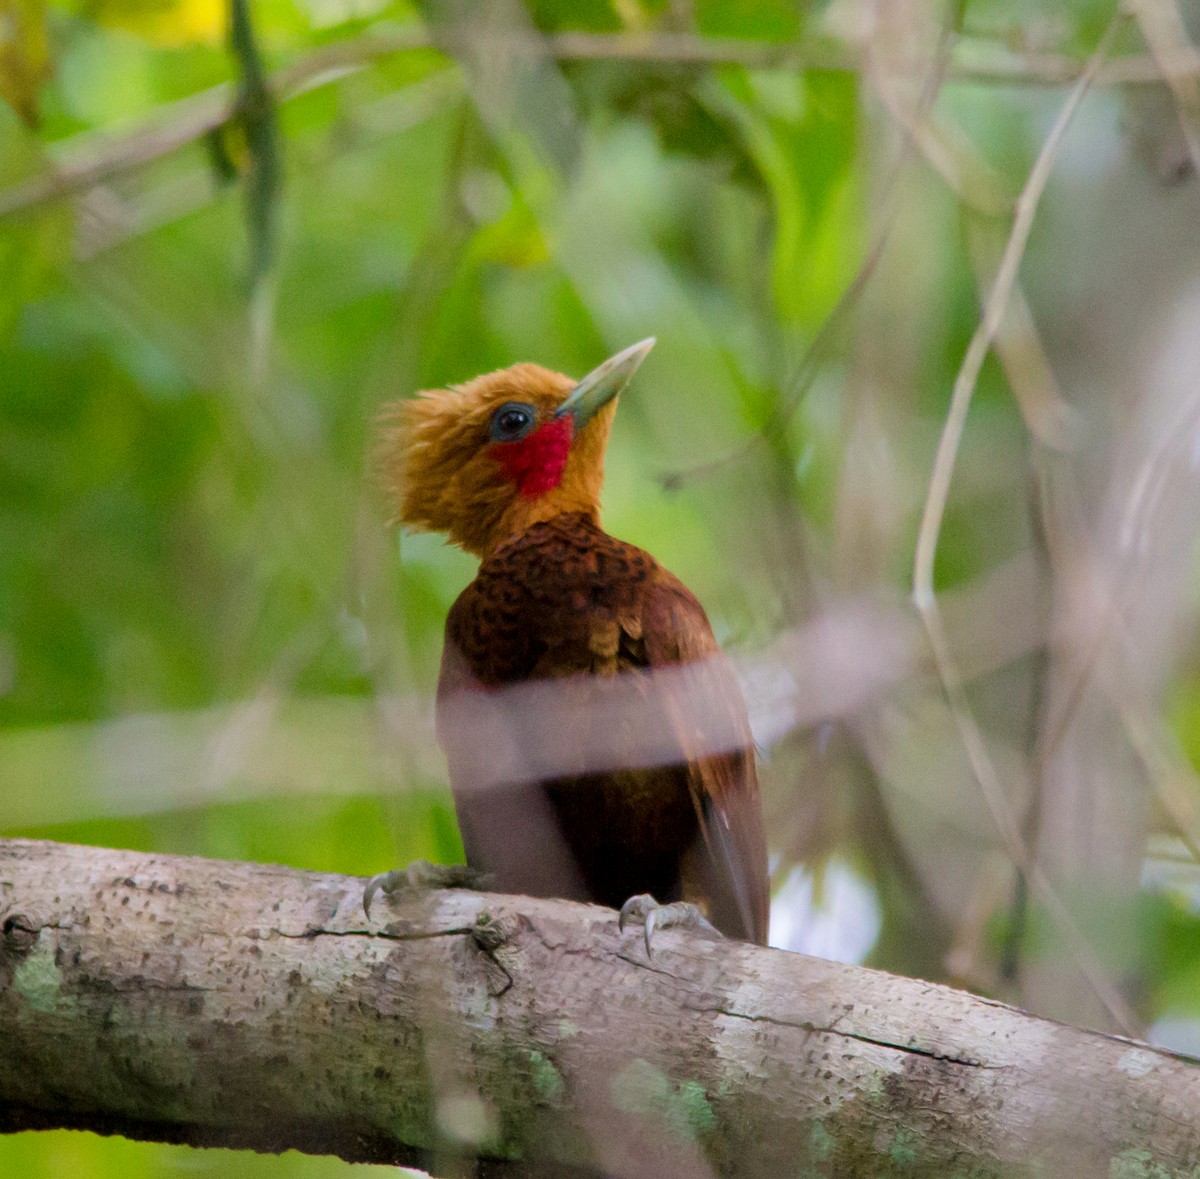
[1, 23, 1192, 219]
[911, 13, 1138, 1034]
[1127, 0, 1200, 173]
[2, 836, 1200, 1176]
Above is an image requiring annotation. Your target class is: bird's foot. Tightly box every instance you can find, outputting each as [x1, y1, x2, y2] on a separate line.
[363, 861, 490, 917]
[618, 893, 719, 957]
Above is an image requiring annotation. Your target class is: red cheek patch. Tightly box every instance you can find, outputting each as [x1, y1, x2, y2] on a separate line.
[491, 416, 574, 498]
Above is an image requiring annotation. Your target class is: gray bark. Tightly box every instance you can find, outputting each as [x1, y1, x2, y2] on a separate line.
[0, 835, 1197, 1177]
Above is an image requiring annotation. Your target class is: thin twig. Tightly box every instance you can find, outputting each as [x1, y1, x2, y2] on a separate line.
[865, 3, 1012, 218]
[1029, 374, 1200, 869]
[1127, 0, 1200, 174]
[72, 71, 461, 258]
[350, 25, 1192, 87]
[0, 29, 432, 219]
[911, 12, 1140, 1036]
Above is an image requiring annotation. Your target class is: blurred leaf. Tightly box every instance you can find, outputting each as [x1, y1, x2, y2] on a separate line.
[525, 0, 619, 33]
[228, 0, 281, 289]
[695, 0, 802, 41]
[1169, 677, 1200, 776]
[90, 0, 224, 46]
[205, 120, 242, 184]
[0, 1128, 404, 1177]
[0, 0, 51, 124]
[13, 790, 463, 875]
[702, 67, 858, 325]
[1148, 891, 1200, 1017]
[578, 60, 737, 165]
[0, 216, 70, 337]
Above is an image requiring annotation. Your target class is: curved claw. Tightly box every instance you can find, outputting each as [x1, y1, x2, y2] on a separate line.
[618, 893, 657, 935]
[362, 870, 397, 917]
[618, 894, 718, 957]
[643, 907, 660, 958]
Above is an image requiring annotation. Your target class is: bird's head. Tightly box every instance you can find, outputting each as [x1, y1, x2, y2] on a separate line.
[379, 339, 654, 557]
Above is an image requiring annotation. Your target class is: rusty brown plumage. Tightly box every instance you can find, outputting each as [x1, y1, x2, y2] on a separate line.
[378, 344, 769, 944]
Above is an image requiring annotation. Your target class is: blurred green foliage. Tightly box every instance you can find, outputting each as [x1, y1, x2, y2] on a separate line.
[5, 0, 1200, 1171]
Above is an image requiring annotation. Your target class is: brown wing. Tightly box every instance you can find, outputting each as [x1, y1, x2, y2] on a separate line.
[436, 513, 769, 944]
[638, 573, 770, 946]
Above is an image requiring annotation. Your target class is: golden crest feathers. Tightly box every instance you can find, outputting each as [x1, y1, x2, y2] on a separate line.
[376, 363, 614, 557]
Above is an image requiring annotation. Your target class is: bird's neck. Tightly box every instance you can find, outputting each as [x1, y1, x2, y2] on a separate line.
[462, 408, 613, 558]
[481, 493, 601, 558]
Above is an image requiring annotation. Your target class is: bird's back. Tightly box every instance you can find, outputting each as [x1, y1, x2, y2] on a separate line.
[436, 513, 769, 944]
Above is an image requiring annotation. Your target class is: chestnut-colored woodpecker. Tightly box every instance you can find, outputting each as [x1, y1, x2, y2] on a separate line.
[368, 340, 769, 946]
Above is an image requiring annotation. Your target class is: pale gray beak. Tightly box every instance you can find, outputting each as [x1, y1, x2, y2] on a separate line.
[554, 337, 656, 428]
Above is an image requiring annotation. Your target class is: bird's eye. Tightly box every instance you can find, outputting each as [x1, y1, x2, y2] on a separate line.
[489, 402, 536, 443]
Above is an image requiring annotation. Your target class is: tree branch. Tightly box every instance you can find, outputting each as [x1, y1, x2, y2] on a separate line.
[0, 836, 1198, 1177]
[0, 25, 1191, 220]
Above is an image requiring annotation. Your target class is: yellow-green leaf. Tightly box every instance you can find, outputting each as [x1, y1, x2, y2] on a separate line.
[0, 0, 51, 126]
[91, 0, 223, 47]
